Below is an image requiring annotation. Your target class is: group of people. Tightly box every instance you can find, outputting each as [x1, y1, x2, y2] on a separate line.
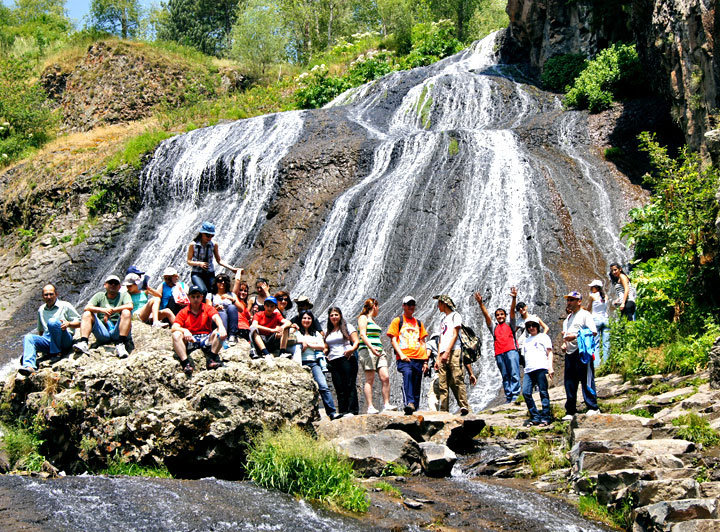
[20, 222, 637, 424]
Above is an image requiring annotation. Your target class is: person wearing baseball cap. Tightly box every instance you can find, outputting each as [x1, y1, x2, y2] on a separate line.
[74, 274, 134, 358]
[123, 273, 172, 329]
[434, 294, 475, 415]
[250, 296, 292, 359]
[561, 290, 599, 420]
[387, 296, 429, 415]
[586, 279, 610, 366]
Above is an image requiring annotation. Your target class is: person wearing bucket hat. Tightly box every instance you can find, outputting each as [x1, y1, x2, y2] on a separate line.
[434, 294, 475, 415]
[123, 273, 172, 328]
[148, 266, 189, 324]
[520, 314, 554, 426]
[586, 279, 610, 366]
[74, 274, 134, 359]
[561, 290, 599, 420]
[187, 221, 242, 295]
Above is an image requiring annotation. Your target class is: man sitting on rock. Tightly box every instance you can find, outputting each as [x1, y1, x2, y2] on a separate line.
[20, 283, 81, 376]
[75, 274, 133, 358]
[123, 273, 172, 328]
[171, 285, 227, 375]
[250, 296, 292, 359]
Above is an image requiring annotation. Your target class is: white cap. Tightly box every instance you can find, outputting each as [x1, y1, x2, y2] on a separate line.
[588, 279, 603, 288]
[163, 267, 179, 277]
[402, 295, 416, 305]
[123, 273, 140, 287]
[105, 274, 121, 283]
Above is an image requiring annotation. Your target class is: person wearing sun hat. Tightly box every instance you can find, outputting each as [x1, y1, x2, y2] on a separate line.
[521, 314, 554, 426]
[561, 290, 599, 421]
[186, 221, 242, 295]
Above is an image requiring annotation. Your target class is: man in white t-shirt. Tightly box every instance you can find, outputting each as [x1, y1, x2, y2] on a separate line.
[434, 294, 476, 415]
[561, 291, 599, 420]
[521, 315, 554, 426]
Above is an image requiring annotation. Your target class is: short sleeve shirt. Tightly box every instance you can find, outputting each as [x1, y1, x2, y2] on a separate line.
[439, 311, 462, 352]
[175, 303, 218, 335]
[253, 309, 285, 330]
[130, 291, 149, 313]
[387, 316, 428, 360]
[38, 300, 81, 334]
[88, 291, 133, 323]
[326, 323, 357, 361]
[523, 333, 553, 373]
[563, 309, 597, 353]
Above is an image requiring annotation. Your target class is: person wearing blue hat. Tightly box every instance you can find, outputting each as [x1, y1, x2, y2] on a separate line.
[186, 221, 242, 295]
[126, 265, 151, 292]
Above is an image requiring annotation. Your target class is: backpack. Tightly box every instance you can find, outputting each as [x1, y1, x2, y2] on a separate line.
[460, 324, 481, 365]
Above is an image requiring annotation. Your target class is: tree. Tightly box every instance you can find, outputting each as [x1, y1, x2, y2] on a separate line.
[157, 0, 239, 57]
[88, 0, 141, 39]
[231, 0, 289, 74]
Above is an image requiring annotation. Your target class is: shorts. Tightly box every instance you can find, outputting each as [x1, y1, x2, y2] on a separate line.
[186, 334, 211, 353]
[258, 333, 281, 352]
[358, 347, 389, 372]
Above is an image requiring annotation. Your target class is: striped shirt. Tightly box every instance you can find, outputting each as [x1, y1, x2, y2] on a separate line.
[360, 318, 383, 353]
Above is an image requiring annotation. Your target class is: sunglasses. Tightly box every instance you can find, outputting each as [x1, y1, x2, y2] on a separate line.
[107, 281, 120, 285]
[277, 296, 290, 301]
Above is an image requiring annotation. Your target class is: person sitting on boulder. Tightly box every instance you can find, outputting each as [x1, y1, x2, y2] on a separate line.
[171, 285, 227, 375]
[20, 283, 81, 376]
[207, 273, 241, 345]
[74, 274, 133, 358]
[250, 297, 292, 359]
[123, 273, 172, 328]
[154, 266, 189, 321]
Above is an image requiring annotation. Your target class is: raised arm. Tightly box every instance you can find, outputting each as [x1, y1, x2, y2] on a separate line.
[539, 316, 550, 335]
[213, 243, 238, 273]
[509, 286, 517, 322]
[474, 292, 492, 330]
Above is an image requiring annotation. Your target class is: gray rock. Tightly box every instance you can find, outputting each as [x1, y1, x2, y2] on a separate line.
[316, 411, 424, 442]
[419, 412, 486, 453]
[571, 427, 652, 445]
[709, 337, 720, 389]
[633, 499, 719, 532]
[333, 429, 423, 477]
[0, 449, 10, 472]
[699, 482, 720, 498]
[627, 479, 700, 507]
[419, 442, 457, 477]
[403, 498, 423, 509]
[671, 519, 720, 532]
[653, 387, 696, 406]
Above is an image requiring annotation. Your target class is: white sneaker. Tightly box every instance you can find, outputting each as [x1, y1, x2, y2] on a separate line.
[383, 404, 398, 411]
[264, 355, 276, 368]
[585, 409, 600, 416]
[366, 406, 379, 415]
[152, 321, 168, 329]
[73, 341, 90, 355]
[343, 413, 355, 418]
[562, 414, 574, 421]
[115, 344, 129, 359]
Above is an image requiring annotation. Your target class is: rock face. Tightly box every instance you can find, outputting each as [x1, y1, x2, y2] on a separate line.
[334, 429, 424, 477]
[1, 324, 318, 478]
[709, 336, 720, 389]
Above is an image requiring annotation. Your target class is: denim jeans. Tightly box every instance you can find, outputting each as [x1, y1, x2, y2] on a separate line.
[22, 319, 74, 369]
[396, 359, 425, 408]
[522, 369, 552, 423]
[303, 359, 337, 417]
[217, 305, 239, 336]
[495, 349, 521, 402]
[593, 316, 610, 366]
[564, 350, 598, 414]
[92, 316, 128, 345]
[191, 272, 215, 295]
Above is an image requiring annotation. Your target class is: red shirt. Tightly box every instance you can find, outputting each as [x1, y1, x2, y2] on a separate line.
[175, 303, 218, 334]
[252, 309, 284, 330]
[493, 322, 517, 355]
[237, 302, 251, 330]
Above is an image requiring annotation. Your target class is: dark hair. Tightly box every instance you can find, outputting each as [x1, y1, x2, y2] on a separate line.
[235, 281, 249, 303]
[594, 286, 606, 303]
[42, 283, 58, 294]
[359, 298, 378, 318]
[256, 277, 269, 286]
[193, 232, 214, 243]
[327, 307, 351, 342]
[274, 290, 293, 311]
[609, 262, 624, 284]
[215, 273, 231, 293]
[494, 308, 507, 317]
[515, 302, 526, 312]
[298, 310, 319, 336]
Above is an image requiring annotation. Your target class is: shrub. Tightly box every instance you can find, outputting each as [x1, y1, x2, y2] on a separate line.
[0, 424, 46, 471]
[671, 413, 720, 447]
[565, 43, 643, 112]
[246, 425, 368, 512]
[101, 453, 173, 478]
[524, 438, 569, 477]
[400, 20, 462, 69]
[294, 64, 350, 109]
[541, 53, 587, 92]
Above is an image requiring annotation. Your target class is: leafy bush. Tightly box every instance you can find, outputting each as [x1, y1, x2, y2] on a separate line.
[246, 425, 368, 512]
[101, 453, 173, 477]
[672, 413, 720, 447]
[541, 53, 587, 92]
[294, 64, 351, 109]
[400, 19, 462, 69]
[345, 51, 394, 86]
[0, 424, 46, 471]
[565, 43, 643, 112]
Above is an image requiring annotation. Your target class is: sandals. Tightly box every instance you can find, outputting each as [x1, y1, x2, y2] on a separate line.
[180, 358, 195, 375]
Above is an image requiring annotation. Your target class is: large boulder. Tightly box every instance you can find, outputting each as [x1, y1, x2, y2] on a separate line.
[332, 429, 423, 477]
[419, 442, 457, 478]
[633, 499, 719, 531]
[2, 324, 318, 477]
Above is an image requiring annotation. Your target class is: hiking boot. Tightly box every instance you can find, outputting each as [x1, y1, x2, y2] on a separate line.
[73, 341, 90, 355]
[460, 407, 470, 416]
[18, 366, 35, 377]
[115, 343, 129, 359]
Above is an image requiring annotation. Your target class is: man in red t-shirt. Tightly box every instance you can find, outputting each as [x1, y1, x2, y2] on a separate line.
[171, 285, 227, 375]
[250, 297, 292, 358]
[475, 287, 520, 403]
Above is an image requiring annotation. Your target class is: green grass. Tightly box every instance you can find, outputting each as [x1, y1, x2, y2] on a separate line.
[374, 480, 402, 498]
[0, 423, 46, 472]
[106, 129, 175, 172]
[578, 494, 615, 527]
[100, 454, 173, 478]
[477, 425, 519, 439]
[380, 461, 411, 477]
[671, 413, 720, 447]
[246, 425, 369, 513]
[524, 438, 570, 477]
[448, 137, 459, 156]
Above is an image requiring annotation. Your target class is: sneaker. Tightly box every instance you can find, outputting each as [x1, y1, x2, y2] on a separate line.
[264, 355, 276, 368]
[222, 341, 229, 350]
[342, 413, 354, 418]
[228, 335, 237, 346]
[115, 344, 129, 359]
[523, 419, 539, 427]
[249, 347, 259, 359]
[460, 407, 470, 416]
[562, 414, 574, 422]
[330, 413, 343, 420]
[18, 366, 35, 377]
[383, 404, 398, 412]
[404, 403, 415, 416]
[73, 341, 90, 355]
[585, 409, 600, 416]
[152, 321, 169, 329]
[366, 406, 379, 415]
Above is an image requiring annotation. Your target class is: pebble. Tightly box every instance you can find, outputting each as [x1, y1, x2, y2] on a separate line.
[403, 498, 423, 509]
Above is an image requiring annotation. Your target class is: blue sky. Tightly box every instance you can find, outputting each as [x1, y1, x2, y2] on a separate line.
[3, 1, 156, 28]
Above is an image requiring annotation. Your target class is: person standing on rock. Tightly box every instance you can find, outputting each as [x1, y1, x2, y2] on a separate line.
[171, 285, 227, 375]
[186, 222, 240, 295]
[586, 279, 610, 366]
[357, 298, 395, 414]
[434, 294, 476, 415]
[74, 274, 133, 359]
[290, 295, 327, 370]
[20, 283, 81, 376]
[325, 307, 360, 417]
[521, 314, 554, 427]
[609, 263, 636, 321]
[387, 296, 429, 415]
[514, 300, 550, 351]
[474, 287, 520, 403]
[561, 291, 599, 420]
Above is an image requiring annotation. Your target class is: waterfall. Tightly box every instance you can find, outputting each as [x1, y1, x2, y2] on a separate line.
[82, 31, 631, 411]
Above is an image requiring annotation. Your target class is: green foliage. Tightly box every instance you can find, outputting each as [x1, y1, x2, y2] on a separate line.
[541, 53, 587, 92]
[565, 43, 643, 112]
[101, 453, 173, 477]
[448, 136, 459, 156]
[524, 438, 570, 477]
[465, 0, 509, 42]
[157, 0, 239, 57]
[374, 480, 402, 498]
[18, 227, 36, 255]
[1, 423, 46, 471]
[230, 0, 289, 75]
[603, 146, 623, 161]
[400, 19, 462, 68]
[89, 0, 141, 39]
[294, 64, 351, 109]
[578, 494, 614, 526]
[106, 129, 173, 172]
[672, 413, 720, 447]
[380, 461, 411, 476]
[246, 425, 369, 512]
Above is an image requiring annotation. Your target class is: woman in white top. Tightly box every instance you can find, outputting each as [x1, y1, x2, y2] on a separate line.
[586, 280, 610, 366]
[296, 310, 339, 420]
[206, 273, 241, 345]
[324, 307, 360, 416]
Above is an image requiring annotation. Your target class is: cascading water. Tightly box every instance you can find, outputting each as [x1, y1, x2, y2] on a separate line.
[83, 30, 631, 411]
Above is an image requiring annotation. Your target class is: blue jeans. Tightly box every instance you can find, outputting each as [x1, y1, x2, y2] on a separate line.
[22, 319, 74, 369]
[218, 305, 239, 336]
[564, 350, 598, 414]
[593, 316, 610, 366]
[303, 359, 337, 417]
[92, 316, 128, 345]
[522, 369, 552, 423]
[495, 349, 521, 402]
[396, 358, 425, 408]
[191, 272, 215, 295]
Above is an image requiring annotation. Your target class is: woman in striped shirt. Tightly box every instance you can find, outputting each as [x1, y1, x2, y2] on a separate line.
[358, 298, 396, 414]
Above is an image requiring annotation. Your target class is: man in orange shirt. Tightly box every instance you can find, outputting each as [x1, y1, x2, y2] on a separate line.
[387, 296, 429, 415]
